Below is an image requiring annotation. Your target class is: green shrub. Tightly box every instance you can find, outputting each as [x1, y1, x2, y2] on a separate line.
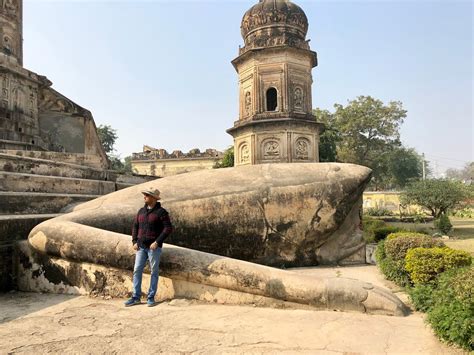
[372, 226, 402, 242]
[452, 207, 474, 219]
[384, 233, 444, 261]
[434, 214, 453, 234]
[427, 267, 474, 350]
[365, 207, 393, 216]
[375, 240, 412, 287]
[408, 283, 435, 312]
[363, 218, 402, 243]
[363, 217, 386, 243]
[449, 266, 474, 304]
[386, 231, 428, 241]
[405, 247, 472, 284]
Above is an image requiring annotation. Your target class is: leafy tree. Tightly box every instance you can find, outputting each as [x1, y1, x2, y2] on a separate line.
[384, 147, 423, 189]
[96, 124, 118, 154]
[214, 146, 234, 168]
[401, 179, 471, 218]
[332, 96, 406, 166]
[314, 96, 413, 189]
[314, 108, 340, 162]
[96, 125, 134, 173]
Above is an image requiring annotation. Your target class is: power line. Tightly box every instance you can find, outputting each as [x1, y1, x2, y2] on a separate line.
[424, 154, 472, 164]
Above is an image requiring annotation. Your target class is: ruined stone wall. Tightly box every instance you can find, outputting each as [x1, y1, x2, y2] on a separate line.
[132, 158, 220, 177]
[131, 147, 223, 177]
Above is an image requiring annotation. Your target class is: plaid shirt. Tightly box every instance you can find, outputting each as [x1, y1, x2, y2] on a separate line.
[132, 202, 173, 248]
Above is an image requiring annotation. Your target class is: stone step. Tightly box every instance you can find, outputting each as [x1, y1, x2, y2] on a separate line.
[0, 152, 116, 181]
[0, 192, 99, 215]
[0, 171, 116, 195]
[0, 213, 61, 245]
[0, 149, 106, 170]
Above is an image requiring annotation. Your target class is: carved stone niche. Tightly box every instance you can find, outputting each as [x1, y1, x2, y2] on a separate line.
[294, 137, 310, 161]
[238, 141, 251, 165]
[293, 86, 304, 112]
[244, 90, 252, 117]
[292, 134, 315, 162]
[261, 137, 281, 161]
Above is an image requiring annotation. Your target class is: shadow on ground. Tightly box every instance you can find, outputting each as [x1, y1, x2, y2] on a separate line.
[0, 291, 78, 324]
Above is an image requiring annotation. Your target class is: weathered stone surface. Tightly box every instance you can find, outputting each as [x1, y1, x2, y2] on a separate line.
[0, 192, 100, 214]
[61, 163, 371, 266]
[0, 171, 116, 194]
[27, 220, 406, 316]
[26, 163, 407, 315]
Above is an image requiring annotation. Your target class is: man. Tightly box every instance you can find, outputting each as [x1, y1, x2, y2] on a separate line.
[124, 188, 173, 307]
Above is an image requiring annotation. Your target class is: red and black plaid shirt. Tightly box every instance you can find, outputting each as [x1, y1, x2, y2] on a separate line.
[132, 202, 173, 248]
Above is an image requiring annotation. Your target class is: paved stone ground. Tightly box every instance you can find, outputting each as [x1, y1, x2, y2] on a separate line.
[0, 266, 464, 354]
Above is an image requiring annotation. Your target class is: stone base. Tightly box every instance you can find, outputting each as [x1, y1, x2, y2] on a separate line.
[366, 244, 378, 265]
[15, 241, 314, 310]
[228, 119, 322, 166]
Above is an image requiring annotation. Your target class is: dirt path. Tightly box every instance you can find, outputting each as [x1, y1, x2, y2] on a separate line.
[0, 266, 463, 354]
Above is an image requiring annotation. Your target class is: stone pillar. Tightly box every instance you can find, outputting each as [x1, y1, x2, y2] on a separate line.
[0, 0, 23, 66]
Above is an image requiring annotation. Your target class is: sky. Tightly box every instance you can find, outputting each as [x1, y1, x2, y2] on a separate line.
[24, 0, 472, 175]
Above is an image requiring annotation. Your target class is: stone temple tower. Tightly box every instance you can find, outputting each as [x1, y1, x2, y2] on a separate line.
[227, 0, 323, 166]
[0, 0, 22, 66]
[0, 0, 107, 166]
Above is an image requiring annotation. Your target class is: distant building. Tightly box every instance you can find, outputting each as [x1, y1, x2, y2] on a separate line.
[131, 146, 223, 177]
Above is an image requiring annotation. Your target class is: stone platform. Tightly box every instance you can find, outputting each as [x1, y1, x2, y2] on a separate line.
[0, 266, 463, 354]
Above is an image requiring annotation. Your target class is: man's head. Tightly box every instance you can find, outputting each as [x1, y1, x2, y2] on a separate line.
[141, 188, 161, 206]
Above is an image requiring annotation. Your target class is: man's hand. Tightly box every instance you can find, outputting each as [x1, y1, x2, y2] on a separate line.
[150, 242, 158, 250]
[132, 243, 139, 251]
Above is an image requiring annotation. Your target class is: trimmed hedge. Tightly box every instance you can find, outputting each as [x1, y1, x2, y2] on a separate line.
[405, 247, 472, 284]
[384, 233, 445, 261]
[377, 230, 473, 350]
[376, 233, 446, 287]
[375, 240, 412, 287]
[410, 267, 474, 350]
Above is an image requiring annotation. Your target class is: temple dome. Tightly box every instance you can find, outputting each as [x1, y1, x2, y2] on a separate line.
[240, 0, 309, 52]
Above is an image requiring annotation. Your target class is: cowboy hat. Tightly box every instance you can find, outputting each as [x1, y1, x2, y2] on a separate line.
[141, 188, 161, 200]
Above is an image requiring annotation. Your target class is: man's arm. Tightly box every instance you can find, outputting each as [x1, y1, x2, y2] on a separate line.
[132, 214, 139, 245]
[156, 213, 173, 245]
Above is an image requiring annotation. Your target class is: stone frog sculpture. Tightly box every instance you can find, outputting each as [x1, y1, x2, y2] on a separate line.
[27, 163, 408, 316]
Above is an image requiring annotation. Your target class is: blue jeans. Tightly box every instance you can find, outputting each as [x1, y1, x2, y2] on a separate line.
[132, 246, 162, 300]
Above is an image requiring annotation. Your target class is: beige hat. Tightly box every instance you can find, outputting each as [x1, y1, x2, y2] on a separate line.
[141, 188, 161, 200]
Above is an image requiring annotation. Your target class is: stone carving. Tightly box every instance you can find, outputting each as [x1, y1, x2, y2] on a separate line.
[12, 86, 24, 110]
[3, 0, 18, 17]
[28, 90, 36, 117]
[39, 89, 76, 114]
[1, 74, 9, 101]
[26, 163, 407, 316]
[239, 0, 310, 54]
[244, 91, 251, 116]
[263, 139, 279, 159]
[295, 138, 309, 160]
[240, 143, 250, 163]
[294, 87, 303, 109]
[241, 8, 308, 39]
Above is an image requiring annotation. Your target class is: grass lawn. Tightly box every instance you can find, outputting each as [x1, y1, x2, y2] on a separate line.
[385, 217, 474, 256]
